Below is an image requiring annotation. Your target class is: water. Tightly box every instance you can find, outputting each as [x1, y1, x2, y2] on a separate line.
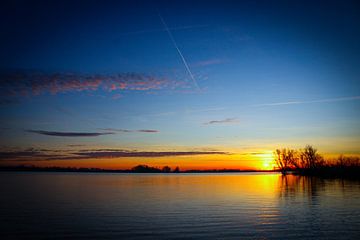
[1, 172, 359, 239]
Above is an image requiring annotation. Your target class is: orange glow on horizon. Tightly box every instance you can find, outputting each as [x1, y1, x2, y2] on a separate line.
[0, 150, 279, 171]
[2, 148, 358, 171]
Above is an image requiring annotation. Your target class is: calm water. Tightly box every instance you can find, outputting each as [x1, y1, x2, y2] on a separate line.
[1, 172, 359, 239]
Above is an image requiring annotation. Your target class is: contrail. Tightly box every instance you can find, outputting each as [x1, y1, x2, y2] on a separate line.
[158, 13, 200, 90]
[254, 95, 360, 107]
[120, 24, 209, 36]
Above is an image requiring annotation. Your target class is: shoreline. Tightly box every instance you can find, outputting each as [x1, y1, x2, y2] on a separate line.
[0, 166, 278, 174]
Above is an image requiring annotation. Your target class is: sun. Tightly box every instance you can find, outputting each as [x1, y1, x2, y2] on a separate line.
[262, 161, 271, 169]
[256, 152, 275, 170]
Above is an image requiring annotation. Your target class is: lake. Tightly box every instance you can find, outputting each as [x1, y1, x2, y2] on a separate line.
[0, 172, 359, 239]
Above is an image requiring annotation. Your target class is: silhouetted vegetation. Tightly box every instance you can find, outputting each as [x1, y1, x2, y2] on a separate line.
[0, 165, 126, 173]
[3, 148, 358, 178]
[131, 165, 162, 173]
[0, 165, 276, 174]
[173, 166, 180, 173]
[162, 166, 171, 173]
[274, 145, 360, 179]
[274, 148, 296, 174]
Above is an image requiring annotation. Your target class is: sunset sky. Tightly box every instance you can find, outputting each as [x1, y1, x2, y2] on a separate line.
[0, 0, 359, 170]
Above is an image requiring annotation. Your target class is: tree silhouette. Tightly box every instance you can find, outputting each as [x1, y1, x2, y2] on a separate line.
[299, 145, 324, 169]
[274, 148, 297, 174]
[162, 166, 171, 173]
[131, 165, 162, 173]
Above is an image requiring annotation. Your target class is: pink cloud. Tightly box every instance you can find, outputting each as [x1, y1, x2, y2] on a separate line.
[0, 71, 188, 97]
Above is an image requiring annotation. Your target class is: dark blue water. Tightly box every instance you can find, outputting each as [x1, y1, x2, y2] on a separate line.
[0, 172, 359, 239]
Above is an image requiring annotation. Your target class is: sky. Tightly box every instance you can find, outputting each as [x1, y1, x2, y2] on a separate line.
[0, 0, 359, 170]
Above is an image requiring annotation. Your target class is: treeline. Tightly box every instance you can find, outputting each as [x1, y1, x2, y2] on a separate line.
[131, 165, 180, 173]
[0, 165, 261, 173]
[275, 145, 360, 178]
[0, 165, 126, 173]
[131, 165, 252, 173]
[0, 165, 181, 173]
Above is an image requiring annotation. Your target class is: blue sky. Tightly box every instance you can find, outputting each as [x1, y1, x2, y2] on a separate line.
[0, 0, 359, 169]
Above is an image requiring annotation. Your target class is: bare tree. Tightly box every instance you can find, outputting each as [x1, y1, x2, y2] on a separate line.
[299, 145, 324, 169]
[274, 148, 297, 174]
[336, 155, 360, 168]
[274, 145, 359, 177]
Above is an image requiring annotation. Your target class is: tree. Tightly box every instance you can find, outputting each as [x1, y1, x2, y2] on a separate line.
[173, 166, 180, 173]
[162, 166, 171, 173]
[274, 148, 297, 174]
[131, 165, 162, 173]
[299, 145, 324, 169]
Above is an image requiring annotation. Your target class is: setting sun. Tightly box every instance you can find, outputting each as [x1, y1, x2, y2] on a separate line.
[252, 152, 275, 170]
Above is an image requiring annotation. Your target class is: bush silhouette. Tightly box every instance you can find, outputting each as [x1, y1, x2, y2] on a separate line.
[274, 145, 360, 178]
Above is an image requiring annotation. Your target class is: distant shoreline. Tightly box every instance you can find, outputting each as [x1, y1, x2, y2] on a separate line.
[0, 165, 277, 174]
[1, 165, 359, 179]
[0, 166, 360, 180]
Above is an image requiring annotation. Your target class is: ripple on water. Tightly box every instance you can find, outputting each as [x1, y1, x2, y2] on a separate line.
[0, 172, 359, 239]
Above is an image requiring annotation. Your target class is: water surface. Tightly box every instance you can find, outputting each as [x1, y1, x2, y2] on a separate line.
[1, 172, 359, 239]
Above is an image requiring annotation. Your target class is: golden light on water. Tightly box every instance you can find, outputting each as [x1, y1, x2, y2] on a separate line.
[256, 152, 275, 170]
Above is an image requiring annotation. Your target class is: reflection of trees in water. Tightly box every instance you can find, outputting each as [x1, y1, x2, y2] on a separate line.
[278, 175, 327, 203]
[278, 175, 360, 206]
[276, 174, 360, 236]
[277, 175, 326, 230]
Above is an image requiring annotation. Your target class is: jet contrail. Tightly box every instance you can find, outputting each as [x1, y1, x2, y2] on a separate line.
[158, 13, 200, 90]
[120, 24, 209, 36]
[254, 95, 360, 107]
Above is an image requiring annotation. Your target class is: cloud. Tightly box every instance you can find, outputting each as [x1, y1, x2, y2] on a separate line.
[254, 96, 360, 107]
[137, 129, 159, 133]
[0, 147, 229, 161]
[67, 144, 86, 147]
[99, 128, 132, 133]
[0, 70, 185, 97]
[0, 149, 42, 159]
[239, 151, 271, 156]
[204, 118, 239, 125]
[0, 148, 63, 160]
[26, 130, 115, 137]
[49, 150, 229, 160]
[99, 128, 159, 133]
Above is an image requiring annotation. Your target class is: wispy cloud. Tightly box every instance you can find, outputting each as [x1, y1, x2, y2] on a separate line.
[99, 128, 132, 133]
[0, 148, 229, 161]
[67, 144, 86, 147]
[26, 130, 115, 137]
[204, 118, 239, 125]
[0, 70, 185, 97]
[0, 149, 43, 159]
[49, 150, 229, 160]
[99, 128, 159, 133]
[137, 129, 159, 133]
[0, 148, 63, 160]
[254, 96, 360, 107]
[239, 151, 271, 156]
